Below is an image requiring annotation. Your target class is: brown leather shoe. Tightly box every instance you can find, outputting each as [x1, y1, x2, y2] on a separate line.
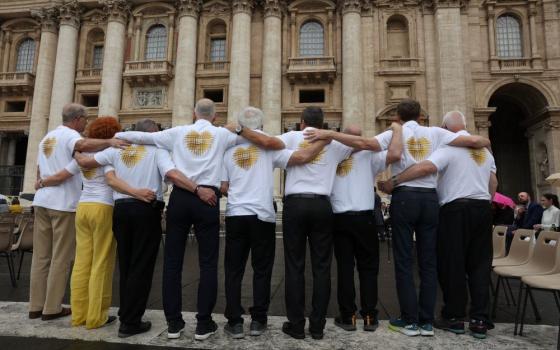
[41, 307, 71, 321]
[28, 311, 42, 319]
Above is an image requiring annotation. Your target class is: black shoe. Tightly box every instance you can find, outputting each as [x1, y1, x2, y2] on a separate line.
[167, 320, 185, 339]
[104, 316, 117, 326]
[282, 321, 305, 339]
[224, 322, 244, 339]
[363, 314, 379, 332]
[118, 321, 152, 338]
[249, 320, 267, 336]
[434, 317, 465, 334]
[195, 320, 218, 341]
[469, 319, 488, 339]
[334, 315, 357, 331]
[310, 330, 324, 340]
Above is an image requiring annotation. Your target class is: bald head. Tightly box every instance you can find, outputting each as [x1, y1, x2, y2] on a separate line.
[194, 98, 216, 121]
[442, 111, 467, 133]
[343, 125, 362, 136]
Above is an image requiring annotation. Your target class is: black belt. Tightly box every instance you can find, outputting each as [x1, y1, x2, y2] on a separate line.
[393, 186, 436, 193]
[337, 210, 373, 216]
[115, 198, 165, 210]
[176, 185, 221, 197]
[443, 198, 491, 207]
[284, 194, 329, 200]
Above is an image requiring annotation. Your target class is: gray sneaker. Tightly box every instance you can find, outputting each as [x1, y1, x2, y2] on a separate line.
[224, 322, 244, 339]
[249, 320, 267, 336]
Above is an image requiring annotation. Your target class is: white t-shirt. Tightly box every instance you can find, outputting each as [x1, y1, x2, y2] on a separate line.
[94, 145, 175, 201]
[222, 138, 294, 223]
[278, 128, 352, 196]
[75, 153, 114, 206]
[331, 151, 388, 213]
[428, 131, 497, 205]
[115, 119, 239, 188]
[33, 125, 83, 212]
[375, 121, 459, 188]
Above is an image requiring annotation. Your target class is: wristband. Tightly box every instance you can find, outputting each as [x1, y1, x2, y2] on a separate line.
[391, 175, 398, 187]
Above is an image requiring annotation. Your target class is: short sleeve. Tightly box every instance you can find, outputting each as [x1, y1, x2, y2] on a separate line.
[94, 148, 114, 166]
[371, 151, 388, 176]
[277, 132, 294, 150]
[271, 149, 295, 169]
[156, 149, 176, 177]
[331, 141, 353, 163]
[64, 160, 81, 175]
[431, 127, 460, 150]
[489, 152, 497, 174]
[217, 127, 241, 148]
[103, 165, 115, 174]
[67, 130, 82, 154]
[427, 148, 451, 172]
[116, 128, 177, 151]
[221, 152, 230, 182]
[374, 130, 393, 151]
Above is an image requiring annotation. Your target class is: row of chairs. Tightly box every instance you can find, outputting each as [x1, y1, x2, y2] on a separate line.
[491, 226, 560, 336]
[0, 212, 34, 287]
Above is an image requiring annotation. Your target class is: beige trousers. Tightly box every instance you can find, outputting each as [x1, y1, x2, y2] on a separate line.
[29, 206, 76, 315]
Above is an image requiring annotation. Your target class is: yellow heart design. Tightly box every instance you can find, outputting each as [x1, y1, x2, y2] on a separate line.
[406, 137, 431, 161]
[336, 156, 354, 177]
[42, 137, 57, 158]
[298, 140, 325, 164]
[81, 167, 97, 180]
[120, 145, 147, 168]
[469, 148, 487, 166]
[233, 145, 260, 170]
[184, 131, 213, 156]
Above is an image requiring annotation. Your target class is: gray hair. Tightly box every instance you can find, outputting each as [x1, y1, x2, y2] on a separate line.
[442, 110, 467, 129]
[194, 98, 215, 120]
[135, 119, 158, 132]
[238, 106, 263, 130]
[62, 103, 87, 123]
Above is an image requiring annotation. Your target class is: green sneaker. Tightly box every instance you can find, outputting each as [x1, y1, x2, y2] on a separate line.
[388, 318, 420, 336]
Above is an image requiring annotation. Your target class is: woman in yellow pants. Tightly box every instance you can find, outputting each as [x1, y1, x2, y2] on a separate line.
[70, 117, 122, 329]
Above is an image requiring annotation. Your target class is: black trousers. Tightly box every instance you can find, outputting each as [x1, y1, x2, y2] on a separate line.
[282, 196, 333, 332]
[224, 215, 275, 325]
[390, 189, 439, 324]
[438, 199, 493, 322]
[113, 200, 162, 326]
[163, 187, 220, 325]
[333, 213, 379, 318]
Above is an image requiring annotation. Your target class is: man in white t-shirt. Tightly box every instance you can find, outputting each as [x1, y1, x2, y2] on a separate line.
[29, 103, 127, 321]
[219, 107, 328, 339]
[114, 99, 284, 341]
[330, 125, 402, 333]
[305, 99, 491, 337]
[379, 111, 497, 339]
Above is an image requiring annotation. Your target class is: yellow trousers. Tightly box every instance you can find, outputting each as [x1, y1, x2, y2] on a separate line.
[71, 202, 116, 329]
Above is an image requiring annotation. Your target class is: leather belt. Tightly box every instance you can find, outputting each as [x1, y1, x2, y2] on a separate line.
[337, 210, 374, 216]
[443, 198, 491, 207]
[115, 198, 165, 210]
[284, 194, 329, 200]
[393, 186, 436, 193]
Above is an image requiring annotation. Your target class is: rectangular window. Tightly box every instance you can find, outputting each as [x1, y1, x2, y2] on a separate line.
[92, 45, 104, 69]
[210, 38, 226, 62]
[204, 89, 224, 103]
[81, 94, 99, 107]
[5, 101, 26, 113]
[299, 89, 325, 103]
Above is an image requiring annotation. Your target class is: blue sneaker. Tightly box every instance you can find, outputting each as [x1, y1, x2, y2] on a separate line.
[419, 323, 434, 336]
[388, 318, 420, 336]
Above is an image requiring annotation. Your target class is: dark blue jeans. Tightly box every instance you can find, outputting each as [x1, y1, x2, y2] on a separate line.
[390, 188, 439, 324]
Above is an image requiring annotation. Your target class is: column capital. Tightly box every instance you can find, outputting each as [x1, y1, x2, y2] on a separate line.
[100, 0, 130, 24]
[59, 0, 82, 29]
[176, 0, 201, 19]
[232, 0, 254, 15]
[340, 0, 362, 15]
[31, 6, 59, 33]
[263, 0, 285, 18]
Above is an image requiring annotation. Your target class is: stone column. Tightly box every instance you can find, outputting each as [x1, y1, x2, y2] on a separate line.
[227, 0, 253, 122]
[166, 14, 175, 61]
[6, 138, 16, 166]
[341, 0, 364, 128]
[361, 7, 376, 136]
[528, 0, 542, 69]
[22, 7, 59, 192]
[47, 0, 81, 130]
[98, 0, 129, 118]
[434, 1, 467, 121]
[172, 0, 200, 126]
[1, 30, 11, 72]
[133, 16, 142, 60]
[487, 3, 499, 70]
[544, 111, 560, 187]
[473, 107, 495, 139]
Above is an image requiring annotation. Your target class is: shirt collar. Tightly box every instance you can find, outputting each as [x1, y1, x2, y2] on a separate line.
[195, 119, 211, 126]
[403, 120, 419, 128]
[457, 130, 470, 136]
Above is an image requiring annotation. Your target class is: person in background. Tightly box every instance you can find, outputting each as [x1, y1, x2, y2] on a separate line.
[9, 197, 22, 214]
[0, 194, 9, 213]
[374, 189, 385, 241]
[492, 202, 514, 226]
[506, 192, 544, 252]
[534, 193, 560, 231]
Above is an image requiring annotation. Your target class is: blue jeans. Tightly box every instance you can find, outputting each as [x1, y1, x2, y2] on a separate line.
[390, 189, 439, 324]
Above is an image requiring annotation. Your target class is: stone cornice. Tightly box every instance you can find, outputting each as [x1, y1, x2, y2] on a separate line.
[421, 0, 468, 12]
[31, 6, 59, 33]
[340, 0, 362, 15]
[176, 0, 201, 19]
[59, 0, 81, 29]
[99, 0, 130, 24]
[232, 0, 254, 15]
[263, 0, 285, 18]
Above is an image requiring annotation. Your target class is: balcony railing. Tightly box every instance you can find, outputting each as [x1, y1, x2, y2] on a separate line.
[76, 68, 102, 83]
[196, 61, 230, 77]
[123, 60, 174, 86]
[490, 57, 542, 73]
[286, 56, 336, 83]
[0, 72, 35, 95]
[378, 58, 421, 75]
[498, 58, 532, 69]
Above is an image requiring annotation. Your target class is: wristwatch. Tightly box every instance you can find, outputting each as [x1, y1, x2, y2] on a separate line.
[390, 175, 399, 187]
[38, 179, 45, 188]
[235, 125, 244, 135]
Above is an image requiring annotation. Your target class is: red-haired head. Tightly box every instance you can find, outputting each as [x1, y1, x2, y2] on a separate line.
[85, 116, 122, 139]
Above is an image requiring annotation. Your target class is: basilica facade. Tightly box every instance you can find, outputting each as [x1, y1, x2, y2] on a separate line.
[0, 0, 559, 198]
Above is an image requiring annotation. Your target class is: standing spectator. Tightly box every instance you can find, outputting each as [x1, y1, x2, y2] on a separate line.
[534, 193, 560, 231]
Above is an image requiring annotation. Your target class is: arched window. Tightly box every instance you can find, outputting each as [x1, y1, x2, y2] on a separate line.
[145, 25, 167, 60]
[208, 20, 227, 62]
[496, 15, 523, 58]
[15, 38, 35, 72]
[387, 15, 409, 58]
[299, 21, 324, 57]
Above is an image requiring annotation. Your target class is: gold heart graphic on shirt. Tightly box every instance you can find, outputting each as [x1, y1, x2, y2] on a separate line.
[336, 156, 354, 177]
[42, 137, 57, 158]
[298, 140, 325, 164]
[406, 137, 431, 161]
[233, 145, 260, 170]
[184, 131, 213, 156]
[469, 148, 487, 166]
[120, 145, 147, 168]
[81, 167, 97, 180]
